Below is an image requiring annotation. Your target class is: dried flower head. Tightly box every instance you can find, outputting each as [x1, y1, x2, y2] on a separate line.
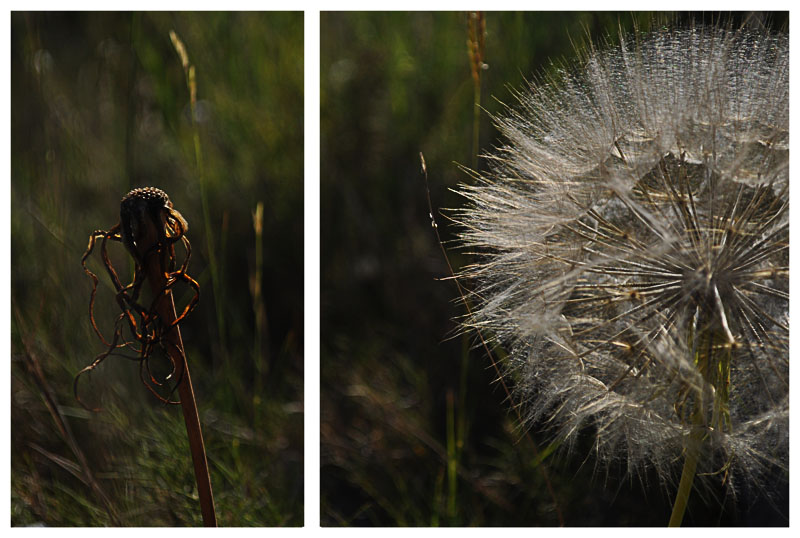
[454, 24, 788, 508]
[77, 187, 199, 409]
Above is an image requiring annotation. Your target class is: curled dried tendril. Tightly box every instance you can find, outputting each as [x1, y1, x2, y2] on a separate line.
[76, 187, 200, 410]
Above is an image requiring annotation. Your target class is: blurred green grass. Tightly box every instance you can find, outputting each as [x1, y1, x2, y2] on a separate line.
[320, 11, 789, 526]
[11, 12, 303, 526]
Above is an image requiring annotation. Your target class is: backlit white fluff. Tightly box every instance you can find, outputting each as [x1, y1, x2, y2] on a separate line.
[455, 25, 788, 497]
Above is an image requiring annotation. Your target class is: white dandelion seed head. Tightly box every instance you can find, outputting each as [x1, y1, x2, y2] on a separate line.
[455, 24, 788, 497]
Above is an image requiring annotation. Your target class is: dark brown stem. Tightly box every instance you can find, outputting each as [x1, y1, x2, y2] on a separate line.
[127, 220, 217, 527]
[142, 255, 217, 527]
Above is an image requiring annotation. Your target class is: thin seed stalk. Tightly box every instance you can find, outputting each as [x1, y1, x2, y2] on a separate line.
[171, 30, 227, 361]
[669, 406, 703, 526]
[471, 81, 481, 170]
[143, 255, 217, 527]
[189, 66, 227, 358]
[252, 201, 266, 427]
[446, 390, 457, 522]
[669, 307, 732, 526]
[467, 11, 484, 170]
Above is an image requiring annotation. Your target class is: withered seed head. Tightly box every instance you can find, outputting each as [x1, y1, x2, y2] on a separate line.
[122, 186, 170, 205]
[120, 187, 184, 262]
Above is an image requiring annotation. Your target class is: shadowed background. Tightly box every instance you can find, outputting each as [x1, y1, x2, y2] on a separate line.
[320, 11, 788, 526]
[11, 12, 303, 526]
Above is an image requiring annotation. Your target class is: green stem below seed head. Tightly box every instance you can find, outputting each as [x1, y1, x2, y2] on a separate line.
[669, 303, 733, 526]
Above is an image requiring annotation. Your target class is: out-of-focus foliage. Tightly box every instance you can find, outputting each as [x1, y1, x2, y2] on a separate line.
[320, 11, 788, 526]
[11, 12, 303, 526]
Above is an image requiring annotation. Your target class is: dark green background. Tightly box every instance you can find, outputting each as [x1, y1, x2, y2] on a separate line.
[320, 11, 789, 526]
[11, 12, 303, 526]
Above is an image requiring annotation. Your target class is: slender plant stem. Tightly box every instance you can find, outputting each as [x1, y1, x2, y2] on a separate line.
[467, 12, 484, 171]
[471, 82, 481, 171]
[669, 424, 703, 526]
[445, 390, 457, 522]
[670, 310, 727, 527]
[420, 153, 565, 526]
[171, 30, 227, 362]
[142, 253, 217, 527]
[252, 201, 267, 426]
[188, 67, 227, 360]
